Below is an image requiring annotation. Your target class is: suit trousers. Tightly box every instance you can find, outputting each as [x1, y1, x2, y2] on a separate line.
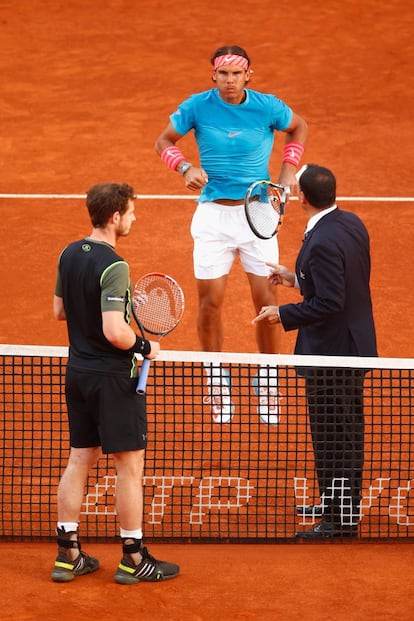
[305, 369, 365, 524]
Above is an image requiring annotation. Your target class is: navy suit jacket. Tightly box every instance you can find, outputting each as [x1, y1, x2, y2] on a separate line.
[279, 208, 377, 357]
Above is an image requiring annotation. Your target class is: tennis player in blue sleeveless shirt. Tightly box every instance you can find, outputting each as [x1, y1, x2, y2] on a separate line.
[155, 45, 308, 425]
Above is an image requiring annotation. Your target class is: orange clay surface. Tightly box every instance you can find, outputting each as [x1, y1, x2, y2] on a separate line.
[0, 1, 413, 619]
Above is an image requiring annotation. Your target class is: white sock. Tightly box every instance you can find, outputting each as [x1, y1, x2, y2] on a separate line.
[57, 522, 78, 533]
[120, 528, 143, 540]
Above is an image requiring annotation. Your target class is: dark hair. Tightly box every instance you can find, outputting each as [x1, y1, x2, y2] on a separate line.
[86, 183, 135, 228]
[299, 165, 336, 209]
[210, 45, 251, 67]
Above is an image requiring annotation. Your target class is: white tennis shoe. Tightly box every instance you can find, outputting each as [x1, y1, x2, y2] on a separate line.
[253, 375, 280, 425]
[204, 370, 234, 424]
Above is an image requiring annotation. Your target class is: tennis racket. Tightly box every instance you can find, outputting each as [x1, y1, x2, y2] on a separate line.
[131, 272, 185, 394]
[244, 180, 290, 239]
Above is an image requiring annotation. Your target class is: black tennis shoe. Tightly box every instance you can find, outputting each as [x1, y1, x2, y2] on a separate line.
[295, 519, 358, 539]
[51, 529, 99, 582]
[114, 546, 180, 585]
[296, 503, 324, 517]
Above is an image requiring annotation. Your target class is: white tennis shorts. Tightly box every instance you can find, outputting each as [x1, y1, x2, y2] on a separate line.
[190, 201, 279, 280]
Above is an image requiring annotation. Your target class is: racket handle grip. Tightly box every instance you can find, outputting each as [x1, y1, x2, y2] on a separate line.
[136, 358, 151, 394]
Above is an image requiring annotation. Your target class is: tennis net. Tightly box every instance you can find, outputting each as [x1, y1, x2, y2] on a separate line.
[0, 344, 413, 542]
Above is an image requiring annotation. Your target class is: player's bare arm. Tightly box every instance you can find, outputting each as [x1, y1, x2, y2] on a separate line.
[278, 112, 308, 192]
[155, 122, 208, 190]
[154, 122, 183, 156]
[53, 295, 66, 321]
[102, 310, 160, 359]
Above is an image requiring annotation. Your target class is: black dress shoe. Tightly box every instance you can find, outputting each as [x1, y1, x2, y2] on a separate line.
[296, 503, 324, 517]
[295, 520, 358, 539]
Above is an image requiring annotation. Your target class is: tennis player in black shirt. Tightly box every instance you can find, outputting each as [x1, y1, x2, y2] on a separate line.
[51, 182, 179, 584]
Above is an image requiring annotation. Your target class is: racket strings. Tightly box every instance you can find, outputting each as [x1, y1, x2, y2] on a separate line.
[133, 276, 184, 335]
[135, 290, 180, 331]
[247, 192, 281, 238]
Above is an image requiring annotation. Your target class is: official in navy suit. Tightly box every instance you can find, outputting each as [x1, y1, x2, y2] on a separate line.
[253, 164, 377, 538]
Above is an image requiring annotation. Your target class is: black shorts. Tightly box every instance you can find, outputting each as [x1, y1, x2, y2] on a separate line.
[65, 367, 147, 454]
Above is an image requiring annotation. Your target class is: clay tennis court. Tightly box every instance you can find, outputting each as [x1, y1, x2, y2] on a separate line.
[0, 0, 413, 619]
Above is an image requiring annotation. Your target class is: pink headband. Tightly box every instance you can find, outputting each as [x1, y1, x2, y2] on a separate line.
[213, 54, 249, 70]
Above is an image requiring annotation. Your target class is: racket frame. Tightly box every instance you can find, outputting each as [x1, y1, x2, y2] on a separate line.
[244, 180, 290, 240]
[131, 272, 184, 394]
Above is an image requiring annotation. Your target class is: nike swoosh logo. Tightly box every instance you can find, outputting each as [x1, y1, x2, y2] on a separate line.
[228, 132, 241, 137]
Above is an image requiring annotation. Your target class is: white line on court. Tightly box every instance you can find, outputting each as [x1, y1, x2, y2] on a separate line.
[0, 194, 413, 202]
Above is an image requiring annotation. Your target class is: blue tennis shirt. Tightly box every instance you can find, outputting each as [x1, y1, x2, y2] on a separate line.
[170, 88, 293, 201]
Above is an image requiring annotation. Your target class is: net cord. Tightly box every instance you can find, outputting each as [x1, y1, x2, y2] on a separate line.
[1, 344, 412, 370]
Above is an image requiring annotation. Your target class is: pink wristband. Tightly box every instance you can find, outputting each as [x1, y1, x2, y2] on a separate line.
[283, 142, 304, 167]
[160, 146, 186, 171]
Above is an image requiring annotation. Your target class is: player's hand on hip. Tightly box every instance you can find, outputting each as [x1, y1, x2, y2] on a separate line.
[184, 166, 209, 191]
[252, 306, 280, 325]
